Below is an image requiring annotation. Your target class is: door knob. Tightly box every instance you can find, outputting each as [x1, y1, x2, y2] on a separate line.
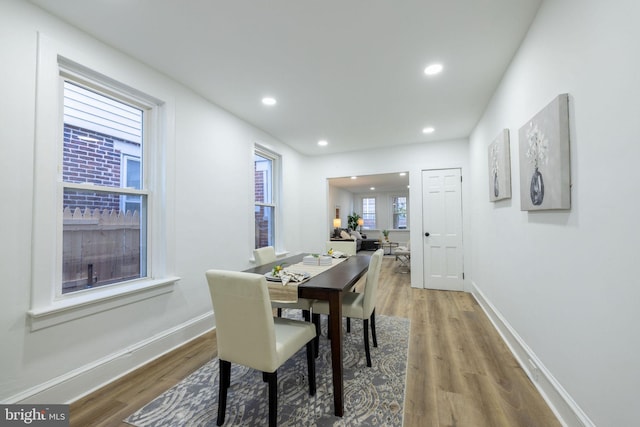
[424, 232, 430, 237]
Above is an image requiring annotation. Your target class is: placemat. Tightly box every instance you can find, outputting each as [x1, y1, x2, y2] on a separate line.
[267, 257, 347, 302]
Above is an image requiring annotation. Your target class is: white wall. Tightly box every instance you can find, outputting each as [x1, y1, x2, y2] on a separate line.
[469, 0, 640, 425]
[327, 186, 354, 233]
[327, 185, 411, 243]
[0, 0, 305, 403]
[352, 190, 410, 235]
[298, 139, 470, 289]
[0, 1, 469, 402]
[9, 2, 626, 424]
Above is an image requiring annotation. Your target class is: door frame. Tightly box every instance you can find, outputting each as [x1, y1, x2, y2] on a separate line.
[419, 167, 465, 291]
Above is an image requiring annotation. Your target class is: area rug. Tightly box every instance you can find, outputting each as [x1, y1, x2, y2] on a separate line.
[125, 313, 410, 426]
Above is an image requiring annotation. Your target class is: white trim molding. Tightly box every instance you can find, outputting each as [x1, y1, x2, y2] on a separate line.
[28, 277, 179, 331]
[470, 281, 594, 427]
[9, 312, 214, 404]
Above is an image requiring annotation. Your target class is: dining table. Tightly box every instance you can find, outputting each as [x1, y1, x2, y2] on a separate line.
[243, 252, 371, 417]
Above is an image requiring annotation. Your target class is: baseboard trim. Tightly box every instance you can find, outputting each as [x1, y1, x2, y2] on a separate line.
[9, 312, 214, 404]
[470, 281, 593, 427]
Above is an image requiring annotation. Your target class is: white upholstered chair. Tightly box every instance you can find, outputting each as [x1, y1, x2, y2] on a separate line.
[253, 245, 277, 265]
[312, 249, 384, 367]
[253, 246, 314, 320]
[395, 240, 411, 273]
[205, 270, 316, 427]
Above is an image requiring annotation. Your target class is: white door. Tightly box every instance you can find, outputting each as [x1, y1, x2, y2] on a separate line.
[422, 169, 464, 291]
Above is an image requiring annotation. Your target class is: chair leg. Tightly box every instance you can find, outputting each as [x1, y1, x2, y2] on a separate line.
[277, 308, 282, 317]
[363, 319, 372, 367]
[306, 340, 316, 395]
[224, 362, 231, 388]
[346, 317, 351, 332]
[371, 309, 378, 348]
[217, 360, 231, 426]
[303, 309, 311, 322]
[265, 371, 278, 427]
[312, 313, 320, 358]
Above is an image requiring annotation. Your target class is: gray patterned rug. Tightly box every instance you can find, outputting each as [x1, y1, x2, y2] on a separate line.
[125, 313, 410, 426]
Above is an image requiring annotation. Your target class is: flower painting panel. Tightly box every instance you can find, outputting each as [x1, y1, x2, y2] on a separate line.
[488, 129, 511, 201]
[519, 94, 571, 211]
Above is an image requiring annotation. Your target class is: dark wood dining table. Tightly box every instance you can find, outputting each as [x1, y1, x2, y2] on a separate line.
[244, 252, 371, 417]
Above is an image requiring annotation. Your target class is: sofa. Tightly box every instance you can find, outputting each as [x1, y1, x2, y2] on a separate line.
[330, 228, 362, 251]
[360, 237, 379, 251]
[330, 228, 383, 252]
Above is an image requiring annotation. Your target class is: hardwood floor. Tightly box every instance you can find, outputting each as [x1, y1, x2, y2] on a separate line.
[69, 255, 560, 426]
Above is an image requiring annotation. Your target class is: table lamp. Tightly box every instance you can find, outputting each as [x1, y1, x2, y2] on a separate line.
[333, 218, 341, 238]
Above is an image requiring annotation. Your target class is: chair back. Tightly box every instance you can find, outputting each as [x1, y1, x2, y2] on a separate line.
[205, 270, 277, 371]
[253, 246, 276, 265]
[362, 249, 384, 317]
[396, 240, 411, 253]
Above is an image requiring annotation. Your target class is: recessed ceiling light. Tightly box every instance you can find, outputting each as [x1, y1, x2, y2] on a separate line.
[424, 63, 443, 75]
[399, 172, 406, 176]
[370, 187, 375, 191]
[350, 176, 357, 180]
[262, 97, 277, 106]
[318, 140, 328, 146]
[422, 127, 435, 134]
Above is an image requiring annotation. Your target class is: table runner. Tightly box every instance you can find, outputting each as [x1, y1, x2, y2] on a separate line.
[267, 257, 347, 302]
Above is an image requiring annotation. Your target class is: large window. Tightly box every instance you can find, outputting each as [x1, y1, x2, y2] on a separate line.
[254, 147, 280, 249]
[29, 38, 176, 330]
[392, 195, 408, 229]
[362, 197, 376, 229]
[61, 80, 147, 294]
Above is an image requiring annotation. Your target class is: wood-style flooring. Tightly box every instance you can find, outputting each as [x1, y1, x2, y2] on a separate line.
[69, 255, 561, 427]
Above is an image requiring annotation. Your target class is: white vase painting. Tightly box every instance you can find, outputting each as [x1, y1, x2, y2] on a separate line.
[488, 129, 511, 201]
[519, 94, 571, 211]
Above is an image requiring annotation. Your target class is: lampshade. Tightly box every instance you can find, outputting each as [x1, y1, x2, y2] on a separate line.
[357, 218, 364, 226]
[333, 218, 342, 228]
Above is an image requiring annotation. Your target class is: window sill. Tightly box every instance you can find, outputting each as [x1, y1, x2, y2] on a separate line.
[27, 277, 180, 331]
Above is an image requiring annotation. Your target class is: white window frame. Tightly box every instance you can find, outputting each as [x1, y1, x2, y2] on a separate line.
[254, 145, 281, 250]
[28, 34, 178, 331]
[120, 153, 142, 213]
[391, 194, 409, 230]
[362, 196, 377, 230]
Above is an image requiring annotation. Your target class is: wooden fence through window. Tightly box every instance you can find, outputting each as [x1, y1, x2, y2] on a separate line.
[62, 207, 141, 293]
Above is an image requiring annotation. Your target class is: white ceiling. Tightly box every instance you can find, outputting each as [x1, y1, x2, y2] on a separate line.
[28, 0, 541, 156]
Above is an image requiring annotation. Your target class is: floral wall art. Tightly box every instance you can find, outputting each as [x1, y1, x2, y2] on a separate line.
[519, 94, 571, 210]
[488, 129, 511, 201]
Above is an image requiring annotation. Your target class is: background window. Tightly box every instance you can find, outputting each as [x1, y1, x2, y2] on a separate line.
[362, 197, 376, 229]
[121, 155, 142, 213]
[392, 196, 408, 229]
[254, 147, 280, 249]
